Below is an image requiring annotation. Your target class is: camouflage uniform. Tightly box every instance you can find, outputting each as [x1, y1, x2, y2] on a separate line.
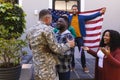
[27, 21, 71, 80]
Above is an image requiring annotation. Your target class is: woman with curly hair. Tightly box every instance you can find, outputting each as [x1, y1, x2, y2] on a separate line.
[83, 29, 120, 80]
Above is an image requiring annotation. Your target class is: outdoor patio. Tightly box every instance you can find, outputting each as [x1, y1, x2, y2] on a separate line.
[20, 58, 95, 80]
[20, 47, 96, 80]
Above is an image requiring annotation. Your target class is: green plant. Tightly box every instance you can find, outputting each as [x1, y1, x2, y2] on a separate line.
[0, 3, 27, 68]
[0, 0, 18, 4]
[0, 3, 26, 39]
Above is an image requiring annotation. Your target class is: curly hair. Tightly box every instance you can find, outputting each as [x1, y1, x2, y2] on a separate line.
[100, 29, 120, 52]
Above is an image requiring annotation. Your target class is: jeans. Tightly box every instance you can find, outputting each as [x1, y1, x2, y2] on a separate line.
[58, 71, 70, 80]
[71, 48, 75, 68]
[75, 37, 86, 68]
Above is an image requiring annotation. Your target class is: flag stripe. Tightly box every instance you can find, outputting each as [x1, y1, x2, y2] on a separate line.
[86, 18, 103, 24]
[84, 35, 101, 40]
[86, 32, 101, 37]
[86, 26, 102, 31]
[80, 8, 102, 14]
[84, 42, 100, 48]
[86, 21, 103, 28]
[86, 29, 102, 35]
[84, 39, 100, 43]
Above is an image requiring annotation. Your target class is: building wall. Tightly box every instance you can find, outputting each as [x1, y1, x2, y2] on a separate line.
[85, 0, 120, 32]
[22, 0, 49, 30]
[21, 0, 49, 54]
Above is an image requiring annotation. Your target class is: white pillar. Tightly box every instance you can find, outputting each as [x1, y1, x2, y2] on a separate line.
[81, 0, 85, 11]
[49, 0, 52, 8]
[19, 0, 23, 7]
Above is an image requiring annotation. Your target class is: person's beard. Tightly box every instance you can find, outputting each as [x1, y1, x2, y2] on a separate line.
[57, 25, 65, 31]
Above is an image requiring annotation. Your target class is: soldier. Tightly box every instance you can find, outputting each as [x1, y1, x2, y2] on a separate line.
[27, 9, 75, 80]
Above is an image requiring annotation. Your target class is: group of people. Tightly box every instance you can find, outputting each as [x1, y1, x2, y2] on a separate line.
[27, 4, 120, 80]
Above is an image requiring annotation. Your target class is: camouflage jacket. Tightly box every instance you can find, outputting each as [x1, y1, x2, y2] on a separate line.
[26, 21, 71, 80]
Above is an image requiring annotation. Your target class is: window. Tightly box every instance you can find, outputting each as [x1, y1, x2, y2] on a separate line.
[53, 0, 80, 11]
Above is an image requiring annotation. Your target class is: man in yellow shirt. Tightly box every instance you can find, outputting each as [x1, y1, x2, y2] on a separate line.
[69, 5, 106, 73]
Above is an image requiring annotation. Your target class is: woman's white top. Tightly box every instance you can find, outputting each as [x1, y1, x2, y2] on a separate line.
[97, 50, 105, 68]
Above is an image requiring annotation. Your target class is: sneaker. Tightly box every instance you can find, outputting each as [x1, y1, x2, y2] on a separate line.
[83, 67, 89, 73]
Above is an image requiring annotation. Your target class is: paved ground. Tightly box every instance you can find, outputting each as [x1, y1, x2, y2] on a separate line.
[70, 58, 95, 80]
[20, 47, 96, 80]
[19, 64, 33, 80]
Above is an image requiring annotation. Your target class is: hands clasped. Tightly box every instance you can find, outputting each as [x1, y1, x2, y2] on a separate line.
[67, 38, 75, 48]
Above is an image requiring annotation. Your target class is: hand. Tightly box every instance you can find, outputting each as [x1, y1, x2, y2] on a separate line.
[67, 38, 75, 48]
[100, 47, 110, 55]
[100, 7, 106, 14]
[82, 46, 89, 51]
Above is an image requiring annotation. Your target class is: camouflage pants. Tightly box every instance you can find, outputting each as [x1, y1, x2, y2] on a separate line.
[34, 75, 59, 80]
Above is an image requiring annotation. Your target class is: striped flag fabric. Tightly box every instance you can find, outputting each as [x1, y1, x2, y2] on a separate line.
[80, 8, 104, 48]
[49, 8, 105, 48]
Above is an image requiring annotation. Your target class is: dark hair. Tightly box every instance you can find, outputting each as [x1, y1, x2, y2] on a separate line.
[71, 4, 78, 9]
[39, 9, 51, 19]
[100, 29, 120, 51]
[59, 15, 70, 28]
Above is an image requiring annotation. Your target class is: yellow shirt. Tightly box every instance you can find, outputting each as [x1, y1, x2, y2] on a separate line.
[71, 15, 81, 37]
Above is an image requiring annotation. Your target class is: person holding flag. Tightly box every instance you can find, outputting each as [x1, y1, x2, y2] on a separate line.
[68, 4, 106, 73]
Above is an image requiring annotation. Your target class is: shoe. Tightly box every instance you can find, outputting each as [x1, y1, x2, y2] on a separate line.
[83, 67, 89, 73]
[70, 67, 75, 71]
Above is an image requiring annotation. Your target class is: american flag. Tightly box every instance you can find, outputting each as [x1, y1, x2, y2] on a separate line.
[48, 9, 69, 24]
[49, 8, 105, 48]
[80, 8, 104, 48]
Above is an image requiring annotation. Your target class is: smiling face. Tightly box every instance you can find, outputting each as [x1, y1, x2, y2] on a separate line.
[57, 18, 67, 31]
[103, 31, 110, 45]
[72, 6, 78, 15]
